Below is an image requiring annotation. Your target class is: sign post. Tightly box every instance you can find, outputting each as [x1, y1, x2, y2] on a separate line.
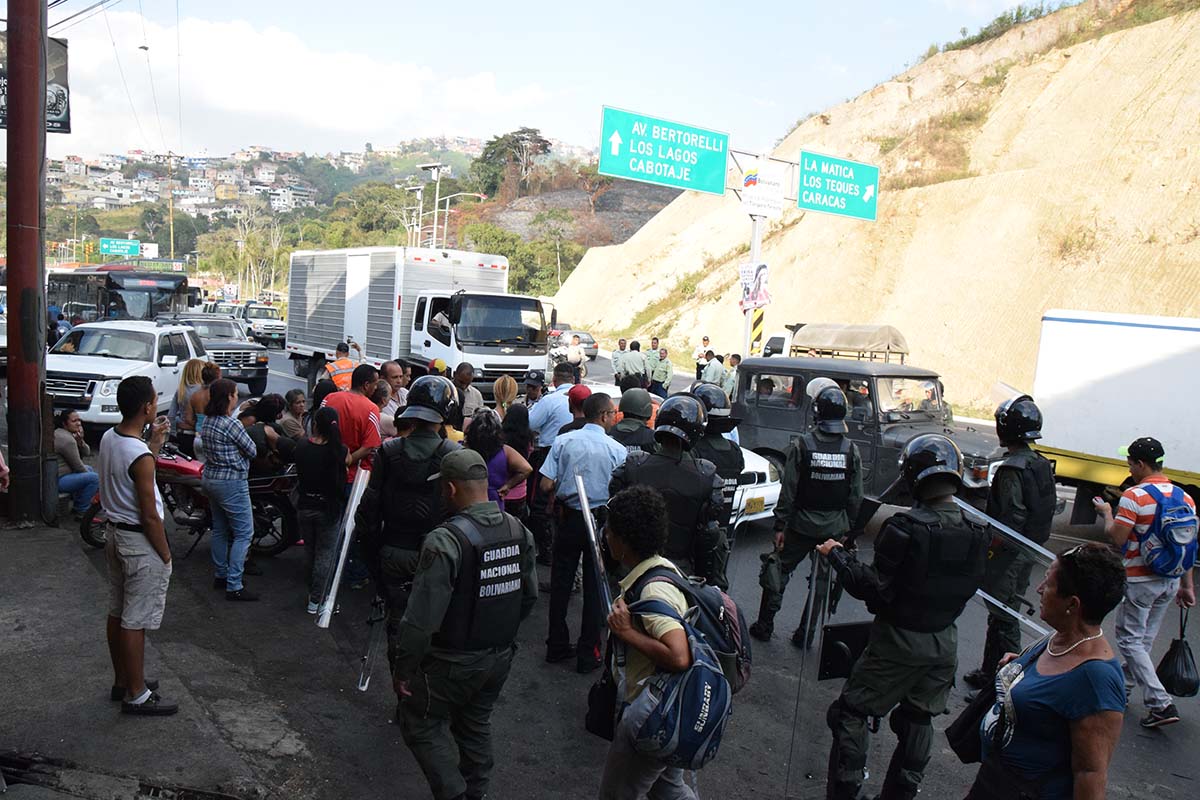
[797, 150, 880, 221]
[100, 237, 140, 257]
[598, 106, 728, 196]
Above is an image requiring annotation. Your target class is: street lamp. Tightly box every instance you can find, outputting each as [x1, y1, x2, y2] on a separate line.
[418, 162, 447, 248]
[439, 192, 487, 248]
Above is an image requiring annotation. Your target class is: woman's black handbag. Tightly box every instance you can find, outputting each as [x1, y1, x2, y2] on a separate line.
[965, 754, 1049, 800]
[946, 683, 996, 764]
[585, 667, 617, 741]
[1156, 608, 1199, 698]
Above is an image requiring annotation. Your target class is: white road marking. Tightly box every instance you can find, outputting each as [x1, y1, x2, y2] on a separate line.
[269, 370, 306, 383]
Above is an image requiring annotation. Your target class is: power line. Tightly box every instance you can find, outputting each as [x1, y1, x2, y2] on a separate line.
[100, 3, 150, 149]
[137, 0, 168, 150]
[52, 0, 125, 34]
[50, 0, 119, 31]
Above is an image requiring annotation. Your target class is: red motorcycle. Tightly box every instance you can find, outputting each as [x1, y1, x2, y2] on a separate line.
[79, 443, 298, 557]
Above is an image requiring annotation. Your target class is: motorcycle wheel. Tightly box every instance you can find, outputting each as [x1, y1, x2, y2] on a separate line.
[250, 497, 297, 557]
[79, 501, 108, 549]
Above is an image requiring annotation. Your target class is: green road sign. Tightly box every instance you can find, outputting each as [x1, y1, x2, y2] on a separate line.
[100, 237, 140, 256]
[598, 106, 728, 196]
[798, 150, 879, 221]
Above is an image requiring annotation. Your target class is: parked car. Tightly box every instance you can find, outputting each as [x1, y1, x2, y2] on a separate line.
[733, 356, 1000, 505]
[159, 313, 270, 396]
[46, 319, 206, 434]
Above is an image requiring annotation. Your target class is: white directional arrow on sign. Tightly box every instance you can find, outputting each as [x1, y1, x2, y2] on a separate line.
[608, 130, 622, 156]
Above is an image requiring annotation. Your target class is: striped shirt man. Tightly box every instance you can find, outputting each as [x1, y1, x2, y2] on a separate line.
[1114, 474, 1196, 582]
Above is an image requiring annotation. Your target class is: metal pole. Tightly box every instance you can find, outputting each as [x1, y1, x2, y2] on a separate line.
[430, 168, 442, 249]
[743, 215, 763, 356]
[6, 0, 49, 524]
[442, 197, 451, 247]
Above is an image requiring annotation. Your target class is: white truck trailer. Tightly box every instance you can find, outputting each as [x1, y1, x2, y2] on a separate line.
[285, 246, 552, 399]
[1032, 309, 1200, 519]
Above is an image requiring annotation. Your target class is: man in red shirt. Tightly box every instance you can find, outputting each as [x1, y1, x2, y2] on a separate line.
[322, 364, 382, 484]
[1093, 436, 1197, 729]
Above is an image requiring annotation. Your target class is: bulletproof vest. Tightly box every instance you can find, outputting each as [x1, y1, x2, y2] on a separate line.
[623, 451, 717, 562]
[875, 506, 990, 633]
[795, 433, 852, 512]
[433, 513, 526, 651]
[610, 421, 657, 456]
[378, 438, 456, 550]
[986, 451, 1056, 545]
[693, 434, 745, 525]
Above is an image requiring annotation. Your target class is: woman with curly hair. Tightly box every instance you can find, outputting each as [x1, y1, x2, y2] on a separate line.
[464, 408, 531, 504]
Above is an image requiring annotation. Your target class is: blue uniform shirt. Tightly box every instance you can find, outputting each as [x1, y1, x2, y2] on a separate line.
[528, 384, 573, 448]
[540, 423, 628, 509]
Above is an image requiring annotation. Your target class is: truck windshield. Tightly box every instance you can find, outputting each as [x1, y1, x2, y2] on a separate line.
[183, 320, 240, 339]
[51, 328, 155, 362]
[245, 306, 280, 320]
[456, 296, 546, 345]
[877, 377, 943, 416]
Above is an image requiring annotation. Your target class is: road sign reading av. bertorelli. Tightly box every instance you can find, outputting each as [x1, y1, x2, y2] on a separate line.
[798, 150, 879, 222]
[598, 106, 728, 196]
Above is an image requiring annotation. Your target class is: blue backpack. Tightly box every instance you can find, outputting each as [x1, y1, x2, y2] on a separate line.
[1141, 484, 1199, 578]
[625, 598, 734, 770]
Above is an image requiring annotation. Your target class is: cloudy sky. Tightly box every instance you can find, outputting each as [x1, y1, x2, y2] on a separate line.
[4, 0, 1025, 159]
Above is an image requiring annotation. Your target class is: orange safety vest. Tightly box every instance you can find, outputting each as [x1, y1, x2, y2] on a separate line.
[325, 357, 356, 390]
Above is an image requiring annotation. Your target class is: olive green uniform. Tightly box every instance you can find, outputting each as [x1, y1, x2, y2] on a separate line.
[979, 448, 1044, 666]
[650, 357, 673, 386]
[755, 431, 863, 635]
[394, 501, 538, 800]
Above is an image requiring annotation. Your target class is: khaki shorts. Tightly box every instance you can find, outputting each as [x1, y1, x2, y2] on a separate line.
[105, 525, 172, 630]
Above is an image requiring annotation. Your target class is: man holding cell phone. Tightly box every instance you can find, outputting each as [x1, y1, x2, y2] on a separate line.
[99, 376, 177, 715]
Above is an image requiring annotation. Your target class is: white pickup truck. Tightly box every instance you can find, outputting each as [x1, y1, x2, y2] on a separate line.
[46, 320, 206, 432]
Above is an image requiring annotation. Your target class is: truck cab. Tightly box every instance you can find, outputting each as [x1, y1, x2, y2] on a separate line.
[237, 302, 287, 348]
[411, 290, 548, 396]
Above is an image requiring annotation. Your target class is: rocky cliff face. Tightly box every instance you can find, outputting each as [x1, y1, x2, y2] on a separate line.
[554, 0, 1200, 407]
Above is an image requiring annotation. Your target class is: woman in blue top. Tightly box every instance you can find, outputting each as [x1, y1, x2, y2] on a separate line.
[969, 544, 1127, 800]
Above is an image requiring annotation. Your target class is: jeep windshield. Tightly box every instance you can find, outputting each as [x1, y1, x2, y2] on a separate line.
[245, 306, 280, 320]
[51, 328, 155, 362]
[456, 296, 546, 345]
[876, 376, 943, 418]
[182, 319, 241, 340]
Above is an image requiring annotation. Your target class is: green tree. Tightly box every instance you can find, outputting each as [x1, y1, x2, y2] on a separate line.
[470, 127, 552, 197]
[531, 209, 574, 289]
[577, 163, 614, 215]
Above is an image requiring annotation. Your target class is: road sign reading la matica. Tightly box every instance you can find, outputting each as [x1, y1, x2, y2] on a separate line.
[598, 106, 728, 196]
[100, 237, 140, 256]
[798, 150, 879, 222]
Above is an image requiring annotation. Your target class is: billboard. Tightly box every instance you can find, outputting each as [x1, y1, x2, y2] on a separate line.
[0, 34, 71, 133]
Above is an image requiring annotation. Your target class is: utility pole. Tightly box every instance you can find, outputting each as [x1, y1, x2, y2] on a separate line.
[168, 152, 176, 259]
[5, 0, 49, 524]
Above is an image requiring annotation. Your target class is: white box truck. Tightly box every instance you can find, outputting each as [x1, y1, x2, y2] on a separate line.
[1032, 309, 1200, 518]
[285, 246, 552, 400]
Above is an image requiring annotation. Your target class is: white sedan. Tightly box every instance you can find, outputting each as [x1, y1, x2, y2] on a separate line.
[585, 382, 781, 530]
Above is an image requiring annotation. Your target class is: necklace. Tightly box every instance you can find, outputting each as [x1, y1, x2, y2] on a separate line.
[1047, 629, 1104, 657]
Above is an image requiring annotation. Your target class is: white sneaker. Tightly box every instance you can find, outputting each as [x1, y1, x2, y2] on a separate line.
[307, 601, 319, 615]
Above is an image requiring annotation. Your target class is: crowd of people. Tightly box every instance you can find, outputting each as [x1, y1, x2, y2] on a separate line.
[88, 338, 1197, 800]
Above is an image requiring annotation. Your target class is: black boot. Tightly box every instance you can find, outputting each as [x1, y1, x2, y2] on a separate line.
[829, 781, 862, 800]
[963, 622, 1004, 689]
[749, 595, 774, 641]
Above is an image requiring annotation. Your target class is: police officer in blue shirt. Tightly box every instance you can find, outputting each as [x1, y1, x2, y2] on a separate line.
[539, 392, 627, 673]
[526, 363, 576, 563]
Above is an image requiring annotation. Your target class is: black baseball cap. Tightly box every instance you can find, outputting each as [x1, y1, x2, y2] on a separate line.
[1119, 437, 1165, 464]
[524, 369, 545, 387]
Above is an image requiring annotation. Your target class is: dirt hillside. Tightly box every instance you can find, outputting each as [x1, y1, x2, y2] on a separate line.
[553, 0, 1200, 408]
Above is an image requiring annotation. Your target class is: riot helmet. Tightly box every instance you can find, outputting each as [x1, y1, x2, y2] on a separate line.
[813, 386, 848, 434]
[994, 394, 1043, 444]
[806, 376, 838, 400]
[654, 394, 708, 450]
[401, 375, 459, 424]
[898, 433, 964, 495]
[689, 382, 739, 434]
[618, 388, 654, 421]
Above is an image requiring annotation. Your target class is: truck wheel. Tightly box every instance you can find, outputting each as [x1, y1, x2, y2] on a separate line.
[248, 377, 268, 396]
[292, 357, 307, 377]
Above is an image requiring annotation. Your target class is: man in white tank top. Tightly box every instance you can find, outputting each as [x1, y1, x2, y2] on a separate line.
[99, 375, 177, 716]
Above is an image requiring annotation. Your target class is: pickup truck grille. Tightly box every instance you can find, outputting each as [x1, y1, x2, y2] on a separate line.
[47, 372, 96, 408]
[479, 367, 531, 383]
[210, 349, 258, 367]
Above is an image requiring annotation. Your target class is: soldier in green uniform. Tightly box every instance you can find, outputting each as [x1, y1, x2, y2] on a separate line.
[816, 434, 990, 800]
[621, 341, 649, 389]
[612, 338, 629, 382]
[963, 394, 1056, 691]
[689, 382, 745, 543]
[643, 336, 661, 377]
[721, 354, 741, 400]
[649, 347, 673, 398]
[392, 448, 538, 800]
[748, 385, 863, 644]
[609, 388, 657, 455]
[356, 376, 460, 682]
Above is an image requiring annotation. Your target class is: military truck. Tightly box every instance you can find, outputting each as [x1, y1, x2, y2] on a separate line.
[733, 324, 1000, 503]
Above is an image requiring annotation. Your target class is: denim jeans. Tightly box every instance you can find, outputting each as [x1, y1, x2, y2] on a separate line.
[1115, 576, 1180, 710]
[599, 694, 699, 800]
[300, 507, 340, 605]
[59, 467, 99, 514]
[203, 477, 254, 591]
